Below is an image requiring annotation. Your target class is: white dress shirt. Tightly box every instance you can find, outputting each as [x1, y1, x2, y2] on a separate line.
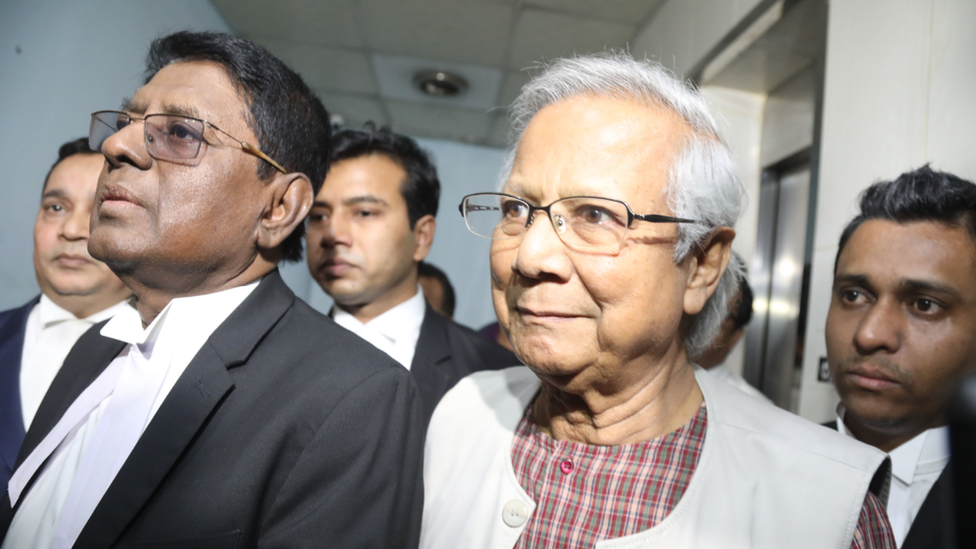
[836, 412, 950, 547]
[332, 286, 426, 370]
[4, 281, 258, 549]
[19, 296, 128, 430]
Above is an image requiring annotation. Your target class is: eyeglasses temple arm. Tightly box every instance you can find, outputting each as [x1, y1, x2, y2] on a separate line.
[634, 213, 699, 224]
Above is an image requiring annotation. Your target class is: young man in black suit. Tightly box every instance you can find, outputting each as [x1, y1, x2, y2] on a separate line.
[826, 166, 976, 549]
[0, 138, 130, 495]
[0, 31, 424, 549]
[306, 126, 518, 424]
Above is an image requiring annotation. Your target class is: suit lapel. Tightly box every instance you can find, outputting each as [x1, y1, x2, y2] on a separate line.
[18, 321, 125, 465]
[0, 319, 126, 534]
[901, 461, 951, 549]
[75, 271, 295, 548]
[409, 305, 453, 417]
[0, 298, 37, 475]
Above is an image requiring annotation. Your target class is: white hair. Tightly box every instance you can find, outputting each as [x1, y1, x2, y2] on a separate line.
[503, 52, 744, 356]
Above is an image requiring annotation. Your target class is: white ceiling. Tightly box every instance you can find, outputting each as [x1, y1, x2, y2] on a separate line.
[209, 0, 667, 147]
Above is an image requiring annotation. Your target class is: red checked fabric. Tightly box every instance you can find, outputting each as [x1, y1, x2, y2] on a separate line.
[511, 403, 896, 549]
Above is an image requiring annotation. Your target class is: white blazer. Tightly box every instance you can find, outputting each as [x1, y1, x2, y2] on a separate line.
[421, 366, 888, 549]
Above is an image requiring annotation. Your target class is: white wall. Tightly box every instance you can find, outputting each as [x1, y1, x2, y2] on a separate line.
[797, 0, 976, 421]
[700, 86, 765, 377]
[0, 0, 230, 311]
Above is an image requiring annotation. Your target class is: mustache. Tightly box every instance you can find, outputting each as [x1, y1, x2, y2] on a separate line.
[45, 242, 95, 262]
[837, 355, 911, 384]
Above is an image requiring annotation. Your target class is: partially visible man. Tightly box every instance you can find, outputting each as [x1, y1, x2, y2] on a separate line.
[826, 165, 976, 549]
[0, 138, 130, 493]
[422, 53, 893, 549]
[1, 32, 423, 549]
[307, 126, 517, 424]
[695, 252, 769, 402]
[418, 261, 456, 318]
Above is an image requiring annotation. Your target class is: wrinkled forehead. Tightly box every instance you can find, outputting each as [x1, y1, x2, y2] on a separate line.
[44, 153, 105, 197]
[128, 61, 252, 137]
[506, 95, 692, 209]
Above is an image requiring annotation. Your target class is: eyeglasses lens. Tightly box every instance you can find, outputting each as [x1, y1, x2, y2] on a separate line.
[463, 194, 630, 253]
[463, 194, 528, 238]
[145, 115, 205, 163]
[88, 111, 125, 153]
[88, 112, 206, 165]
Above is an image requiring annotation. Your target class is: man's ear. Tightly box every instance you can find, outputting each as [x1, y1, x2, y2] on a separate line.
[256, 172, 314, 251]
[683, 226, 736, 315]
[412, 214, 436, 262]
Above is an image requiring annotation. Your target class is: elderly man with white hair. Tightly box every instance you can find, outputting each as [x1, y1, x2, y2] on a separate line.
[420, 54, 895, 549]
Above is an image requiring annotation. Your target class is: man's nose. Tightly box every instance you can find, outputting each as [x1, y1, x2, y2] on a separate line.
[60, 207, 90, 241]
[512, 210, 572, 281]
[101, 122, 153, 170]
[319, 214, 352, 248]
[853, 299, 902, 354]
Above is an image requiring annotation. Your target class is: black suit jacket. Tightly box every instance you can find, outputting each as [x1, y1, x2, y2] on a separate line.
[825, 420, 950, 549]
[409, 304, 519, 424]
[0, 272, 425, 548]
[0, 297, 39, 493]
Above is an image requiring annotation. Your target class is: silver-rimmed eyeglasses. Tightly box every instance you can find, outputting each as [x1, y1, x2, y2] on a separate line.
[89, 110, 286, 173]
[458, 192, 698, 254]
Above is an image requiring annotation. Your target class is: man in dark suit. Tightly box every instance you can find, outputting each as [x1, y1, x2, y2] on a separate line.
[0, 31, 424, 549]
[825, 166, 976, 549]
[306, 126, 517, 424]
[0, 138, 130, 493]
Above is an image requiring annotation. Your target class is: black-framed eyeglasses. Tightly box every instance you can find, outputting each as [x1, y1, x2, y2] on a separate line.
[89, 110, 286, 173]
[458, 192, 698, 254]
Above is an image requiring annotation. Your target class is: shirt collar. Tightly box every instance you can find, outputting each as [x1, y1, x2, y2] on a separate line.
[836, 405, 951, 484]
[38, 294, 129, 326]
[332, 285, 426, 345]
[100, 279, 260, 350]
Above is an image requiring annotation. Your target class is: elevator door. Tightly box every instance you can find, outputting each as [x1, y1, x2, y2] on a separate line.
[743, 165, 812, 409]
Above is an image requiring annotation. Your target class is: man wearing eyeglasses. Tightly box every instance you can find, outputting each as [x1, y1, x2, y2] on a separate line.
[306, 125, 517, 425]
[0, 32, 424, 549]
[0, 138, 130, 497]
[421, 54, 894, 548]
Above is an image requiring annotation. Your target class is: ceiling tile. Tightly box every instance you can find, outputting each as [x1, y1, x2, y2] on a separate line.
[316, 92, 389, 127]
[211, 0, 364, 49]
[522, 0, 666, 25]
[256, 39, 377, 94]
[386, 100, 494, 143]
[486, 114, 513, 148]
[496, 69, 537, 109]
[360, 0, 514, 66]
[507, 8, 636, 70]
[372, 54, 503, 110]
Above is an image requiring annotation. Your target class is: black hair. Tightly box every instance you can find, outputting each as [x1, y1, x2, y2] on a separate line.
[145, 31, 332, 262]
[418, 261, 456, 318]
[330, 124, 440, 227]
[43, 137, 98, 193]
[729, 276, 753, 329]
[836, 165, 976, 270]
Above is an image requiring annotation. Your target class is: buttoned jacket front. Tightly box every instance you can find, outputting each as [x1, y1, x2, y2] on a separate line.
[422, 366, 889, 549]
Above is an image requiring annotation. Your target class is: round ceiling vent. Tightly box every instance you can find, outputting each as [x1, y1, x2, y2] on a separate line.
[413, 70, 468, 98]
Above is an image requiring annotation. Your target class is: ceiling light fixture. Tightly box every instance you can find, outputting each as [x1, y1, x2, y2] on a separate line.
[413, 70, 468, 98]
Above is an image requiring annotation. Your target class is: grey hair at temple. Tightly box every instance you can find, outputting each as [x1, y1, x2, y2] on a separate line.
[503, 52, 744, 356]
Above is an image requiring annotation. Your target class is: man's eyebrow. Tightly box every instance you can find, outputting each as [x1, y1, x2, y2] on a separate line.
[833, 273, 871, 289]
[160, 103, 204, 120]
[41, 189, 67, 200]
[120, 98, 203, 120]
[343, 195, 387, 207]
[120, 98, 143, 114]
[899, 279, 963, 300]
